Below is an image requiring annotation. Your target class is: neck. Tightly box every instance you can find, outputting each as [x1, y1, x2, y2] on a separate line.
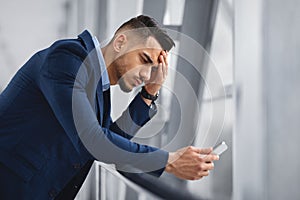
[101, 45, 118, 85]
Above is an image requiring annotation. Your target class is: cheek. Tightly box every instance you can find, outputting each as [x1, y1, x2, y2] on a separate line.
[124, 54, 142, 69]
[116, 55, 143, 77]
[124, 62, 143, 75]
[117, 57, 131, 72]
[115, 57, 131, 76]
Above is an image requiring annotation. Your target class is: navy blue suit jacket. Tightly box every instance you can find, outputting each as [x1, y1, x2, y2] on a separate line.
[0, 30, 168, 199]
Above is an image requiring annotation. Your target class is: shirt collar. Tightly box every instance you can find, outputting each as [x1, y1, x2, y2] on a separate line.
[92, 36, 110, 91]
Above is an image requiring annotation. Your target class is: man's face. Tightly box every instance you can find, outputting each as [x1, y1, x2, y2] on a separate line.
[113, 36, 163, 92]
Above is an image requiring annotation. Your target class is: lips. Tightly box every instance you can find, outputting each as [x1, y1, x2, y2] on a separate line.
[134, 78, 142, 86]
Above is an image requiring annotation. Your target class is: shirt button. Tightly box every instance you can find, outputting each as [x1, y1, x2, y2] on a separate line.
[73, 163, 81, 169]
[49, 189, 57, 198]
[74, 185, 78, 189]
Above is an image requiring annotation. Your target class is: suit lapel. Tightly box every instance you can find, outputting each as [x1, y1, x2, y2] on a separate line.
[78, 30, 110, 126]
[78, 30, 104, 125]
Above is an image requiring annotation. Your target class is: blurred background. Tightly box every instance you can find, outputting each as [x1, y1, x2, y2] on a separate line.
[0, 0, 299, 199]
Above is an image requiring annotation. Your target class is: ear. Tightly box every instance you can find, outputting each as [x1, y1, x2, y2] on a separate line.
[113, 34, 127, 52]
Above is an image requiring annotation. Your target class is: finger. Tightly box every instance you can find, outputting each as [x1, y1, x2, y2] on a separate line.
[187, 146, 203, 154]
[204, 162, 214, 171]
[188, 175, 201, 181]
[164, 52, 169, 77]
[157, 55, 166, 80]
[163, 51, 169, 66]
[160, 55, 167, 78]
[197, 162, 214, 173]
[160, 51, 168, 67]
[202, 170, 210, 177]
[202, 154, 219, 162]
[199, 147, 213, 154]
[157, 62, 164, 82]
[197, 170, 209, 178]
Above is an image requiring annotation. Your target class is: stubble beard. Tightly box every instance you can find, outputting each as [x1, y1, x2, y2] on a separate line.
[113, 56, 133, 93]
[118, 77, 132, 93]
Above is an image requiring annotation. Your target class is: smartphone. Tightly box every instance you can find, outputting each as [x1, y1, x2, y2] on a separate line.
[212, 141, 228, 155]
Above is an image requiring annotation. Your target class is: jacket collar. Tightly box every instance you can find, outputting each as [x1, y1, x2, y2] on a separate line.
[78, 30, 95, 53]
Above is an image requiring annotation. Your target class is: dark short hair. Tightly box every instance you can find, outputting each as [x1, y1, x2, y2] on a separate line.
[115, 15, 175, 51]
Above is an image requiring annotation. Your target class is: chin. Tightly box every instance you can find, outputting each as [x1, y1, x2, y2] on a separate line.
[120, 86, 132, 93]
[118, 79, 133, 93]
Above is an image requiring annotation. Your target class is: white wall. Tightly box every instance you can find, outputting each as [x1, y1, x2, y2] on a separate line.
[0, 0, 68, 90]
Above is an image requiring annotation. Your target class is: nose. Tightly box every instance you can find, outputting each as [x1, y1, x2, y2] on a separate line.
[139, 65, 152, 82]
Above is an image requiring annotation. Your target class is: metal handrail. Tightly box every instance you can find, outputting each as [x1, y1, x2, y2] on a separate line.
[119, 171, 204, 200]
[76, 162, 204, 200]
[75, 161, 162, 200]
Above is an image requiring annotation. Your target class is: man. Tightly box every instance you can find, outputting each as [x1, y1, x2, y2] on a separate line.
[0, 15, 218, 199]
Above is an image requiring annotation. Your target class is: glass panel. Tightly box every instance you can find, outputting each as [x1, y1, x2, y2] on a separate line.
[188, 0, 233, 199]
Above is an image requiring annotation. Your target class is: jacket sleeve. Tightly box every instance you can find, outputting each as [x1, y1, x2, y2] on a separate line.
[38, 41, 168, 176]
[109, 93, 157, 140]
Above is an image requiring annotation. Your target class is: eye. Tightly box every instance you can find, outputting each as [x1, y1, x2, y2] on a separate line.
[140, 56, 148, 64]
[143, 58, 148, 63]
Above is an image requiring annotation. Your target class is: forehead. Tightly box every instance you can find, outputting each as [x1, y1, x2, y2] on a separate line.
[140, 36, 162, 63]
[144, 36, 162, 49]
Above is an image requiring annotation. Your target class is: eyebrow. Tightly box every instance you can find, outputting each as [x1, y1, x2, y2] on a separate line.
[142, 52, 154, 64]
